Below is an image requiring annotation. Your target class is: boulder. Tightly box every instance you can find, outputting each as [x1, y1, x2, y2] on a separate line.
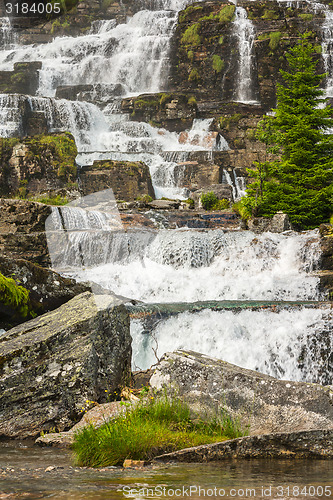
[80, 160, 155, 201]
[148, 199, 180, 210]
[173, 161, 221, 192]
[0, 292, 131, 439]
[153, 429, 333, 462]
[0, 199, 52, 266]
[150, 351, 333, 436]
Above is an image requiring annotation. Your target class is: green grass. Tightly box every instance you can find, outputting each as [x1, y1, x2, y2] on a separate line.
[72, 395, 245, 467]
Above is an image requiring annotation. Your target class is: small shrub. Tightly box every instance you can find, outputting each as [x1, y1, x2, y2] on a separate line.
[218, 35, 224, 45]
[188, 68, 200, 82]
[218, 4, 236, 23]
[0, 272, 30, 318]
[187, 50, 194, 62]
[212, 55, 225, 73]
[188, 96, 197, 106]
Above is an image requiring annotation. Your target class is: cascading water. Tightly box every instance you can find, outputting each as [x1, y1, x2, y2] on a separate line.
[232, 6, 258, 104]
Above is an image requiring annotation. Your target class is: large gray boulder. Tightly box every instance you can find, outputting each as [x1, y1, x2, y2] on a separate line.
[0, 292, 131, 439]
[150, 351, 333, 435]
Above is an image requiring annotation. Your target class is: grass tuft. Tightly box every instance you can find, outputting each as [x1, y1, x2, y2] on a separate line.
[72, 395, 246, 467]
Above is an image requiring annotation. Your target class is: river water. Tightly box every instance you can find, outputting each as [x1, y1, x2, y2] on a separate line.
[0, 442, 332, 499]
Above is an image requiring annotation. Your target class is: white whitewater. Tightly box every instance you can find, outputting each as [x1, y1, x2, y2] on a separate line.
[232, 6, 258, 104]
[0, 17, 17, 50]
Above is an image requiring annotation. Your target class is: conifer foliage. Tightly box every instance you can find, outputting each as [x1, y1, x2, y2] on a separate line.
[244, 34, 333, 228]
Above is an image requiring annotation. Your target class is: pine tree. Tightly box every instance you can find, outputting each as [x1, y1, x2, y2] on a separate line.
[244, 34, 333, 229]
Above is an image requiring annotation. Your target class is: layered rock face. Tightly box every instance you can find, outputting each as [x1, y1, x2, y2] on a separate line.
[0, 292, 131, 438]
[150, 351, 333, 436]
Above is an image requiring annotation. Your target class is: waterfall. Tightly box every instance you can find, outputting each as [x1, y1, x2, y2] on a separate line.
[0, 17, 17, 50]
[232, 7, 258, 104]
[131, 306, 333, 383]
[60, 223, 322, 302]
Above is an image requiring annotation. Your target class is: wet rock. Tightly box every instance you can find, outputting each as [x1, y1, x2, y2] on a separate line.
[55, 83, 124, 105]
[150, 351, 333, 435]
[0, 292, 131, 439]
[174, 161, 221, 192]
[153, 429, 333, 462]
[80, 160, 155, 201]
[121, 93, 197, 132]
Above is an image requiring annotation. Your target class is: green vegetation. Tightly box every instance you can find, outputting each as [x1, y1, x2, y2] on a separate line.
[136, 194, 153, 203]
[188, 96, 197, 106]
[261, 9, 279, 20]
[212, 55, 224, 73]
[0, 273, 30, 318]
[188, 68, 200, 82]
[181, 23, 201, 47]
[218, 35, 224, 45]
[178, 4, 203, 24]
[219, 113, 242, 130]
[72, 395, 245, 467]
[187, 49, 194, 62]
[201, 192, 230, 210]
[243, 34, 333, 229]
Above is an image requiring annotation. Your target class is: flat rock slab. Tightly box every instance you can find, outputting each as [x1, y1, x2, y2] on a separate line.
[0, 292, 131, 439]
[36, 401, 130, 448]
[153, 429, 333, 462]
[150, 351, 333, 435]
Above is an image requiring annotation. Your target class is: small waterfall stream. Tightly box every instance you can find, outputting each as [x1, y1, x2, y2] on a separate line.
[0, 17, 17, 50]
[232, 6, 258, 104]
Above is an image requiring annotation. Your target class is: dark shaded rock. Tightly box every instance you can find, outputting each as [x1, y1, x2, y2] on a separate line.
[0, 61, 41, 95]
[150, 351, 333, 435]
[0, 133, 77, 197]
[26, 111, 48, 136]
[174, 161, 221, 192]
[80, 160, 155, 201]
[191, 184, 233, 206]
[0, 199, 52, 266]
[153, 429, 333, 462]
[0, 291, 131, 439]
[0, 255, 89, 327]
